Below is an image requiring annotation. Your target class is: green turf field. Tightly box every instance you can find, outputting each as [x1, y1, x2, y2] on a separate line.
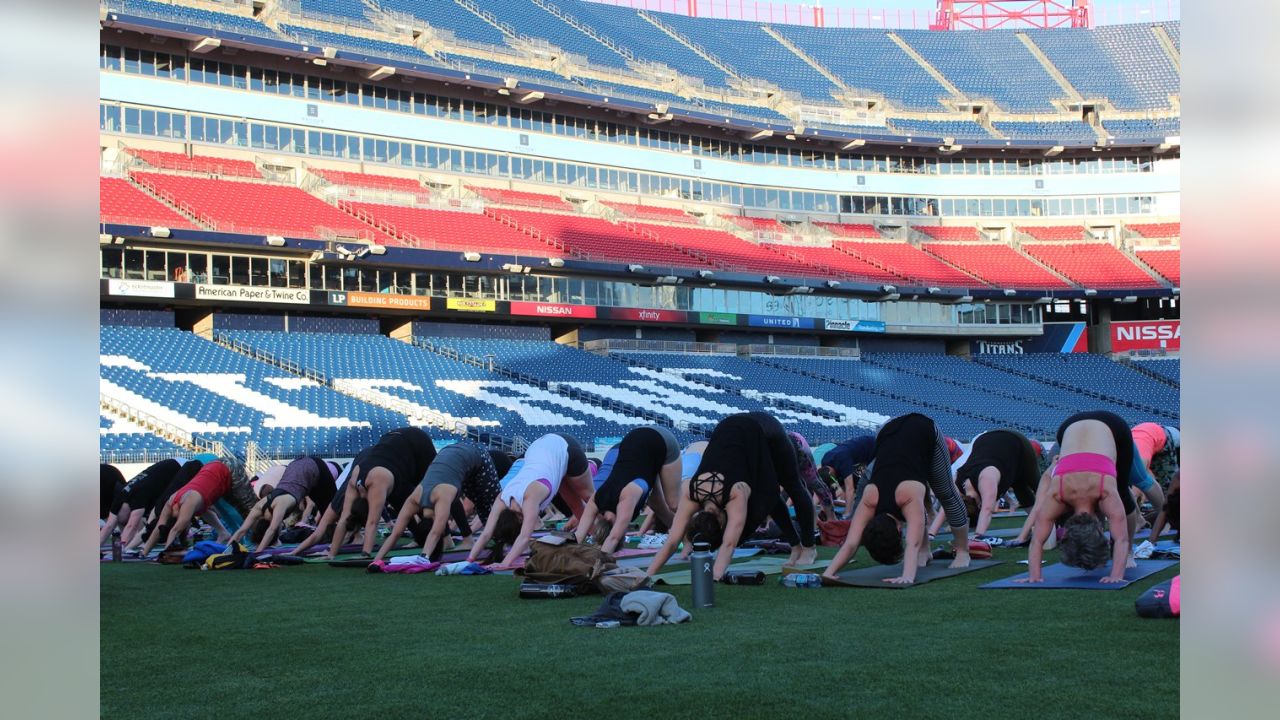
[101, 533, 1179, 719]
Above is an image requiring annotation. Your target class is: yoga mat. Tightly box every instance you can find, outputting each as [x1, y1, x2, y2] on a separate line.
[935, 527, 1022, 540]
[980, 559, 1179, 590]
[329, 557, 374, 568]
[613, 547, 660, 558]
[821, 559, 1002, 588]
[652, 556, 824, 586]
[305, 547, 422, 564]
[1134, 528, 1179, 541]
[615, 547, 759, 569]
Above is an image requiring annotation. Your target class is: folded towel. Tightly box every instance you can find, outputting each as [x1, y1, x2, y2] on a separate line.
[620, 590, 691, 626]
[435, 561, 492, 576]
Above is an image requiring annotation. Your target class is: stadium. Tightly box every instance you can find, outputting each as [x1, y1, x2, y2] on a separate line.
[98, 0, 1180, 717]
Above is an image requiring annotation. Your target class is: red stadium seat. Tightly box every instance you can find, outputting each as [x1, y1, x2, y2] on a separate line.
[340, 202, 565, 256]
[601, 202, 698, 224]
[130, 172, 387, 241]
[466, 186, 572, 211]
[1128, 222, 1180, 238]
[914, 225, 981, 241]
[813, 222, 882, 239]
[100, 177, 199, 229]
[485, 209, 713, 267]
[763, 244, 900, 283]
[1135, 248, 1180, 285]
[1017, 225, 1086, 241]
[632, 222, 832, 277]
[923, 242, 1072, 289]
[311, 168, 423, 193]
[1022, 243, 1162, 289]
[721, 215, 787, 232]
[835, 241, 983, 286]
[128, 149, 261, 178]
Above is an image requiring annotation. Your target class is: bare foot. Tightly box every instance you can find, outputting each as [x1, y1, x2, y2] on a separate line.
[1126, 555, 1138, 570]
[788, 546, 817, 567]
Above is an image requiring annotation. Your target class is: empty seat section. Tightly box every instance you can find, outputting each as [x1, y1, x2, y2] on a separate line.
[897, 29, 1064, 112]
[110, 0, 274, 36]
[655, 14, 841, 102]
[923, 243, 1072, 289]
[1025, 24, 1178, 110]
[1135, 248, 1180, 284]
[1129, 222, 1180, 238]
[771, 25, 953, 110]
[633, 222, 832, 277]
[993, 120, 1099, 142]
[763, 244, 900, 283]
[1018, 225, 1085, 241]
[814, 222, 881, 239]
[603, 202, 696, 224]
[279, 24, 439, 64]
[101, 326, 398, 456]
[230, 331, 648, 445]
[130, 172, 383, 240]
[835, 241, 982, 286]
[377, 0, 508, 46]
[888, 119, 990, 139]
[467, 0, 631, 70]
[297, 0, 375, 26]
[1134, 358, 1180, 384]
[100, 177, 198, 229]
[1022, 243, 1161, 288]
[313, 168, 423, 192]
[865, 353, 1168, 437]
[1103, 117, 1180, 140]
[487, 209, 711, 268]
[341, 202, 559, 256]
[974, 353, 1180, 418]
[129, 150, 261, 178]
[468, 186, 572, 211]
[915, 226, 980, 242]
[721, 215, 787, 233]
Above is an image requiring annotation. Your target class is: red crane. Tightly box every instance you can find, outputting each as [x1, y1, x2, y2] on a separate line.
[931, 0, 1093, 30]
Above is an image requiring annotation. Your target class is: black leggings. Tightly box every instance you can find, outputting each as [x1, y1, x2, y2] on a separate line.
[1056, 411, 1137, 516]
[744, 412, 817, 548]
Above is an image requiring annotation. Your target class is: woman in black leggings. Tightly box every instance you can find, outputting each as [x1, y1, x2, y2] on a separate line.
[824, 413, 972, 584]
[644, 412, 817, 580]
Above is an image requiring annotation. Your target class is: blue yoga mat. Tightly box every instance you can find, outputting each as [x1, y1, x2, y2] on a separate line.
[980, 559, 1178, 590]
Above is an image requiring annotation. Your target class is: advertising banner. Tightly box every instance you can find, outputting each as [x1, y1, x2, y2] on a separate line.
[107, 279, 174, 298]
[194, 285, 309, 304]
[1111, 320, 1180, 352]
[697, 312, 738, 326]
[824, 319, 886, 333]
[969, 322, 1089, 354]
[746, 314, 816, 330]
[509, 301, 597, 319]
[605, 307, 688, 323]
[334, 291, 432, 311]
[445, 298, 497, 313]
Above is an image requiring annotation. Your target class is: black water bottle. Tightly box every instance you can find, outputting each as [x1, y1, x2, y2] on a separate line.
[111, 528, 123, 563]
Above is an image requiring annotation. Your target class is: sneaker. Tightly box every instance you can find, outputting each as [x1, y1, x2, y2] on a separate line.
[975, 534, 1005, 547]
[638, 533, 667, 549]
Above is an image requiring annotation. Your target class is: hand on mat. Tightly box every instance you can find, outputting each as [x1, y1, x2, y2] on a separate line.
[1099, 574, 1126, 584]
[1013, 576, 1044, 584]
[883, 576, 915, 585]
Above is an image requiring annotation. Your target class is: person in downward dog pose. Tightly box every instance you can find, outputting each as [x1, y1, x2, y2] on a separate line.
[370, 442, 513, 566]
[929, 429, 1042, 539]
[823, 413, 971, 584]
[328, 427, 438, 559]
[576, 426, 682, 553]
[644, 412, 818, 580]
[1017, 411, 1138, 585]
[227, 456, 341, 550]
[818, 435, 876, 519]
[99, 458, 203, 551]
[140, 460, 235, 556]
[467, 433, 592, 567]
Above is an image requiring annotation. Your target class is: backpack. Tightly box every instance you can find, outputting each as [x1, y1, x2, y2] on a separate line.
[521, 535, 617, 592]
[818, 519, 850, 547]
[182, 541, 228, 568]
[201, 542, 254, 570]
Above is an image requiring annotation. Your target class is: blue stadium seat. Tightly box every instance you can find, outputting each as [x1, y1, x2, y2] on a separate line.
[1102, 117, 1180, 141]
[466, 0, 631, 70]
[377, 0, 509, 47]
[888, 119, 991, 139]
[279, 24, 439, 65]
[108, 0, 275, 37]
[993, 120, 1098, 142]
[1024, 24, 1179, 110]
[897, 29, 1064, 112]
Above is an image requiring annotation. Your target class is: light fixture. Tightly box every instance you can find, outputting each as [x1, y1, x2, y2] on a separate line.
[150, 226, 171, 238]
[1171, 287, 1180, 295]
[1120, 295, 1138, 303]
[627, 264, 646, 273]
[335, 245, 355, 259]
[786, 286, 814, 295]
[308, 251, 325, 262]
[99, 233, 113, 245]
[367, 244, 386, 255]
[764, 275, 781, 284]
[697, 269, 714, 279]
[1034, 296, 1054, 304]
[113, 236, 126, 245]
[927, 286, 941, 294]
[881, 284, 897, 293]
[657, 275, 680, 284]
[265, 235, 286, 247]
[877, 292, 901, 302]
[354, 246, 371, 258]
[463, 252, 481, 262]
[548, 257, 565, 268]
[502, 263, 527, 273]
[825, 280, 840, 288]
[1084, 288, 1098, 296]
[952, 295, 974, 304]
[1003, 289, 1016, 297]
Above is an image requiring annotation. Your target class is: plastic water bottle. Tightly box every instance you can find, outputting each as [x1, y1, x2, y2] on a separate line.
[689, 542, 715, 609]
[111, 528, 123, 563]
[781, 573, 822, 588]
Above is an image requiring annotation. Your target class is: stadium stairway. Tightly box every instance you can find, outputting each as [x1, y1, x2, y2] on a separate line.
[1117, 357, 1182, 389]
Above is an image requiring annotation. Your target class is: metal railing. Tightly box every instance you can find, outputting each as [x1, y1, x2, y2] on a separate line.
[739, 344, 860, 359]
[584, 339, 737, 355]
